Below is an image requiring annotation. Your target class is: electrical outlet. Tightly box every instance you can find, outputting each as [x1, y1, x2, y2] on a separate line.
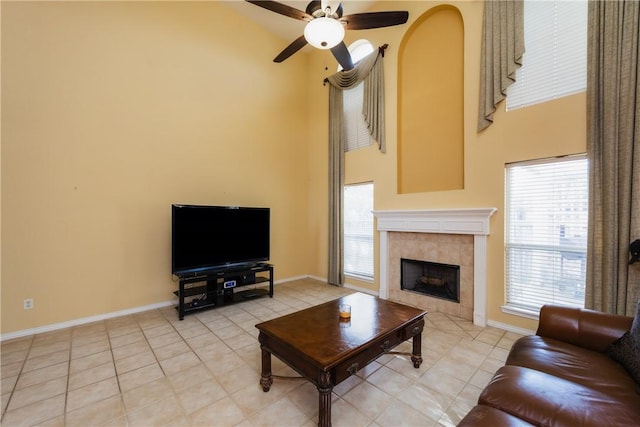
[23, 298, 34, 310]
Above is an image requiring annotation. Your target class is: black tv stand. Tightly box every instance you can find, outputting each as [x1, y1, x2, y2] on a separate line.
[174, 264, 273, 320]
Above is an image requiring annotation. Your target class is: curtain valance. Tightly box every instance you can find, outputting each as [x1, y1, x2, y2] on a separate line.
[325, 45, 386, 286]
[324, 45, 386, 152]
[478, 0, 524, 131]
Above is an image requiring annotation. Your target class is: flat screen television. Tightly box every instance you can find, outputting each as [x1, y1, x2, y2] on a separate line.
[171, 204, 270, 276]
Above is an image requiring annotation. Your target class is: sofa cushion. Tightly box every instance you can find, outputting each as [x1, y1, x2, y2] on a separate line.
[457, 405, 535, 427]
[536, 304, 633, 352]
[607, 300, 640, 385]
[479, 365, 640, 426]
[506, 335, 638, 398]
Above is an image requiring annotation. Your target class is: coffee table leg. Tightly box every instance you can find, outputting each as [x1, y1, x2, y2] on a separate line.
[411, 332, 423, 368]
[317, 372, 332, 427]
[260, 346, 273, 392]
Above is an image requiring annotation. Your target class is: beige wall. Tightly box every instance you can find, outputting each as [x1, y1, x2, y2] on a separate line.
[398, 5, 465, 194]
[2, 1, 587, 336]
[1, 2, 311, 334]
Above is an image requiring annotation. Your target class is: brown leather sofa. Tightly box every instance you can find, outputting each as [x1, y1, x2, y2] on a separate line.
[458, 304, 640, 426]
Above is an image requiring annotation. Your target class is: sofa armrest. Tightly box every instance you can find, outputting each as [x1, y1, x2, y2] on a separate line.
[536, 304, 633, 352]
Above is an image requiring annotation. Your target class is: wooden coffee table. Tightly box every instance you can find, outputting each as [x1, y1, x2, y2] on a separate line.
[255, 292, 427, 427]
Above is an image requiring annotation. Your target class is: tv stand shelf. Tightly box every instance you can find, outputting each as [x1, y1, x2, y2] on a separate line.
[174, 264, 273, 320]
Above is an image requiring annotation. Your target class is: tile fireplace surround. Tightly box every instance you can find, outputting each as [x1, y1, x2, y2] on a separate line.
[373, 208, 497, 326]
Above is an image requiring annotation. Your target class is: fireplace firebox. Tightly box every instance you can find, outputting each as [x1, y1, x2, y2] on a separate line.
[401, 258, 460, 303]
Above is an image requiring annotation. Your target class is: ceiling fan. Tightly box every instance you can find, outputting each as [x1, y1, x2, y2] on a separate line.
[245, 1, 409, 71]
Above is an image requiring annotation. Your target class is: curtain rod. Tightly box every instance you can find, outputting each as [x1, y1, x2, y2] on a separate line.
[323, 44, 388, 85]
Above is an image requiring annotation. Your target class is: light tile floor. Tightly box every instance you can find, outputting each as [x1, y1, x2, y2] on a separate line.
[1, 279, 522, 426]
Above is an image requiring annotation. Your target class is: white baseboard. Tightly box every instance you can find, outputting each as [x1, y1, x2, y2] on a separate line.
[275, 275, 309, 284]
[486, 319, 535, 336]
[1, 274, 327, 342]
[1, 300, 175, 342]
[306, 274, 327, 283]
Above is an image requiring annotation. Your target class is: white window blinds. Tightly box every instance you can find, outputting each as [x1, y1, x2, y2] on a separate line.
[341, 39, 374, 152]
[506, 0, 587, 110]
[343, 83, 372, 151]
[505, 156, 588, 313]
[343, 182, 374, 280]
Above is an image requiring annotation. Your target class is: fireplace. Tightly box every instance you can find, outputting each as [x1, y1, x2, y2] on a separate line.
[401, 258, 460, 303]
[374, 208, 497, 326]
[386, 232, 472, 318]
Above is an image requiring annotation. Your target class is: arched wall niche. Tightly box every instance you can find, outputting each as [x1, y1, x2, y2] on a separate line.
[398, 5, 464, 194]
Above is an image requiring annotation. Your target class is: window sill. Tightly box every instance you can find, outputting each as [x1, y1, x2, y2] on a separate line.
[501, 304, 540, 321]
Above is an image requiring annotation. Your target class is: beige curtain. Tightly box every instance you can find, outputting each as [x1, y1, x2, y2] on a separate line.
[477, 0, 525, 132]
[325, 48, 385, 285]
[327, 84, 344, 286]
[586, 0, 640, 316]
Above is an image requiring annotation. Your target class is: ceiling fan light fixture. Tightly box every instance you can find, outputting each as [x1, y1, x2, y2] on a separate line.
[304, 17, 344, 49]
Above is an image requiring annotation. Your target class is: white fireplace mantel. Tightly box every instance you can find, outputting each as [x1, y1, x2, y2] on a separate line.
[373, 208, 497, 326]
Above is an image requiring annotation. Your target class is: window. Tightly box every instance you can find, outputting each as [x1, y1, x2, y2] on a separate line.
[342, 39, 374, 152]
[344, 182, 374, 280]
[505, 156, 588, 315]
[506, 0, 587, 110]
[343, 83, 371, 151]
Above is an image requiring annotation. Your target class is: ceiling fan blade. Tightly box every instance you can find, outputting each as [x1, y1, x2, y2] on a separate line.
[245, 1, 313, 22]
[274, 35, 308, 63]
[306, 1, 321, 15]
[331, 42, 354, 71]
[341, 11, 409, 30]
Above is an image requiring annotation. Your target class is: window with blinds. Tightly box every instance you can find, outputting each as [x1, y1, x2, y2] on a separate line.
[506, 0, 587, 110]
[342, 39, 374, 152]
[343, 83, 372, 151]
[344, 182, 374, 280]
[505, 156, 588, 314]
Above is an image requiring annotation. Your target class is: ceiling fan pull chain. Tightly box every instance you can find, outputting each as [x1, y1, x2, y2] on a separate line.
[321, 1, 340, 17]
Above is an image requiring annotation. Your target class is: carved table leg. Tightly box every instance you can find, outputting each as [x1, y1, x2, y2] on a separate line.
[317, 371, 333, 427]
[260, 346, 273, 392]
[411, 330, 423, 368]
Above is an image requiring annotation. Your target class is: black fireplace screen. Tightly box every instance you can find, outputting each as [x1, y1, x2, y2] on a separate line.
[401, 258, 460, 303]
